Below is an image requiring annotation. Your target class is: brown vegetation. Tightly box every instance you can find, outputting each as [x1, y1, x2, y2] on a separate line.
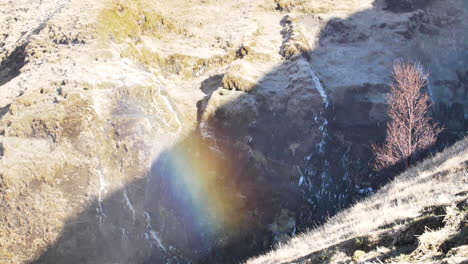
[372, 61, 442, 170]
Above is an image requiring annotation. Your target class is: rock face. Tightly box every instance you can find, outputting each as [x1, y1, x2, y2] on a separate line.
[384, 0, 433, 13]
[0, 0, 467, 263]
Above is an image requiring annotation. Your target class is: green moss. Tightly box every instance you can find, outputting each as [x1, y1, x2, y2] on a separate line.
[61, 93, 93, 140]
[120, 45, 166, 68]
[97, 0, 181, 43]
[96, 1, 238, 77]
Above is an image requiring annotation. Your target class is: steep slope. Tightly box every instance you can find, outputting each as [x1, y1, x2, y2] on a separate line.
[248, 138, 468, 264]
[0, 0, 467, 263]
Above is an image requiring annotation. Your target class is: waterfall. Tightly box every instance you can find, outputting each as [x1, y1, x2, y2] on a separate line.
[157, 86, 183, 134]
[143, 211, 166, 251]
[96, 169, 107, 226]
[308, 68, 329, 108]
[123, 190, 136, 223]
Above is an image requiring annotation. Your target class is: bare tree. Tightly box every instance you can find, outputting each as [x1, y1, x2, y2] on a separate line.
[372, 61, 442, 170]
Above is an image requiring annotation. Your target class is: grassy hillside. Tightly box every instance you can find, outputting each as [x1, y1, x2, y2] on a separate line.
[248, 138, 468, 264]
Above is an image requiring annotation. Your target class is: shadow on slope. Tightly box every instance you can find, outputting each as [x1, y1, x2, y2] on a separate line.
[0, 43, 27, 86]
[251, 138, 468, 264]
[0, 0, 72, 86]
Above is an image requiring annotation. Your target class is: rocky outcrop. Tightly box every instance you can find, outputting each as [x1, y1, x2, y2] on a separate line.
[319, 19, 369, 44]
[222, 61, 262, 92]
[279, 15, 311, 59]
[385, 0, 434, 13]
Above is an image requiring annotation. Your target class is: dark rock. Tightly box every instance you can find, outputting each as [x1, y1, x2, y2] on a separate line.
[419, 23, 439, 35]
[385, 0, 433, 13]
[320, 19, 369, 44]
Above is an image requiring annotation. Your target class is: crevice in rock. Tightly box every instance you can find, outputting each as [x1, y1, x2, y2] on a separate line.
[197, 74, 224, 123]
[0, 43, 27, 86]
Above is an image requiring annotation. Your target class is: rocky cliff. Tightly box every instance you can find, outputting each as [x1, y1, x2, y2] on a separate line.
[0, 0, 467, 263]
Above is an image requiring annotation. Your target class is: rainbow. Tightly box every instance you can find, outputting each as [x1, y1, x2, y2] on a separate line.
[149, 130, 251, 247]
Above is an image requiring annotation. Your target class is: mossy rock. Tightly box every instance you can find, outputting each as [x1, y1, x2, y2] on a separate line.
[120, 45, 166, 68]
[97, 0, 182, 42]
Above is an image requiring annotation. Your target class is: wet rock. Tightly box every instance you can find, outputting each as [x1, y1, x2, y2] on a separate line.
[419, 22, 439, 35]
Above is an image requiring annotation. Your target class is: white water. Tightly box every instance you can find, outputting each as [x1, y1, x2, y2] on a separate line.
[143, 211, 166, 251]
[341, 146, 351, 181]
[317, 119, 328, 154]
[303, 67, 330, 161]
[309, 66, 329, 154]
[356, 186, 374, 195]
[157, 86, 183, 135]
[117, 60, 183, 136]
[123, 190, 136, 223]
[199, 120, 222, 153]
[298, 65, 333, 203]
[308, 67, 329, 108]
[122, 228, 128, 241]
[96, 170, 108, 226]
[297, 166, 305, 186]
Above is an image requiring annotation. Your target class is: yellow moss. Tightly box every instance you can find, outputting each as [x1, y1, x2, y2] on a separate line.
[61, 93, 93, 140]
[95, 1, 243, 77]
[120, 44, 166, 67]
[15, 92, 44, 106]
[97, 0, 181, 43]
[245, 52, 273, 63]
[352, 250, 367, 260]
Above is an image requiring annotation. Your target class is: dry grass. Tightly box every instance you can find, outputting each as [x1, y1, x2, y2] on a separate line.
[247, 138, 468, 264]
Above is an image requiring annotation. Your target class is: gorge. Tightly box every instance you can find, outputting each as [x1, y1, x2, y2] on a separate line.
[0, 0, 467, 263]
